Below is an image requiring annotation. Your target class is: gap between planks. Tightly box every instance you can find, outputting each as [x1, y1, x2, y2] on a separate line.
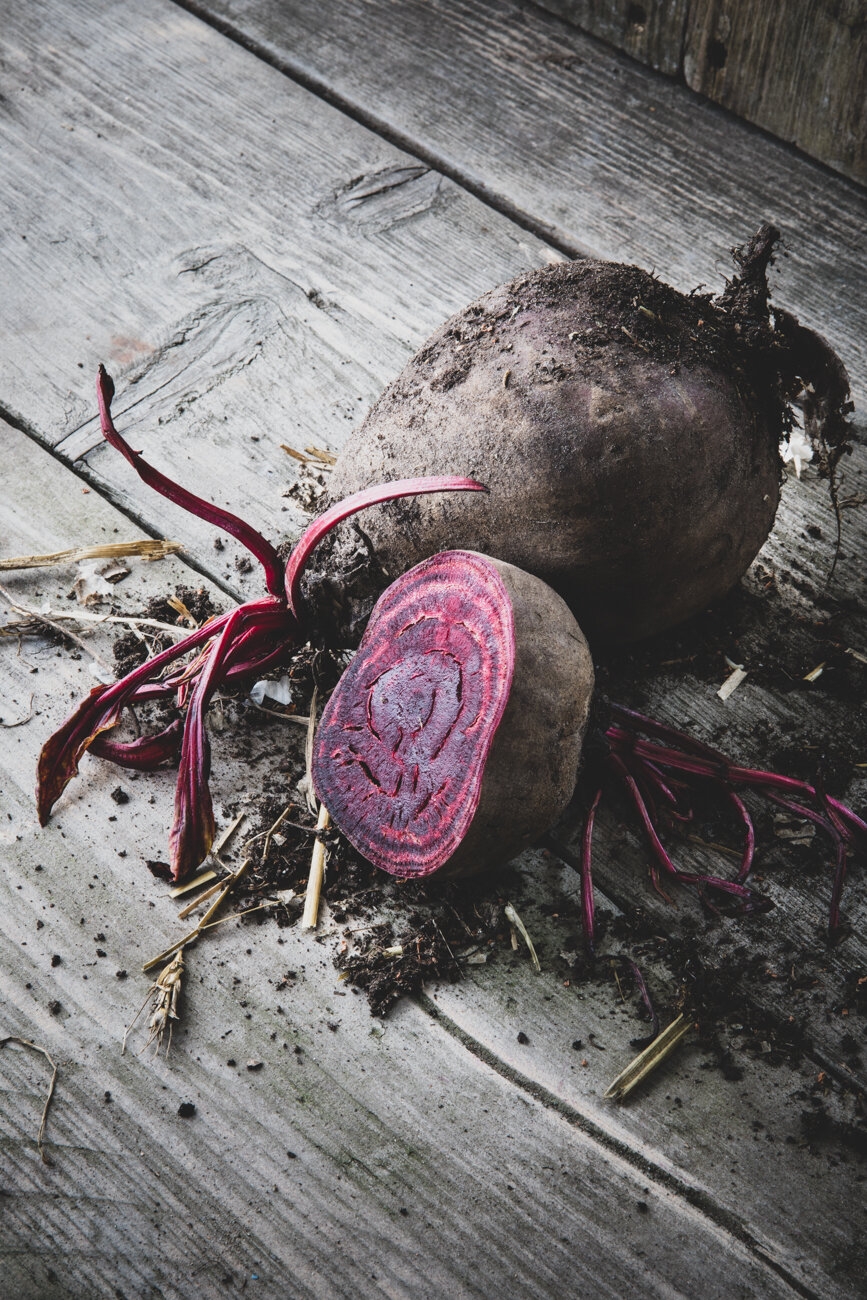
[418, 994, 823, 1300]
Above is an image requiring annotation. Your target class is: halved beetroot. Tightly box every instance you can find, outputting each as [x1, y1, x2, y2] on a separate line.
[313, 551, 594, 877]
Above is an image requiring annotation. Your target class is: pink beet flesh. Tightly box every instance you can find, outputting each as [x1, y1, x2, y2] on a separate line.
[313, 551, 516, 877]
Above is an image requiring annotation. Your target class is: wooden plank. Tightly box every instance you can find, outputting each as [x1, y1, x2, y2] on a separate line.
[180, 0, 867, 404]
[0, 423, 808, 1298]
[428, 851, 867, 1299]
[536, 0, 867, 183]
[682, 0, 866, 184]
[0, 0, 557, 596]
[148, 4, 867, 1089]
[535, 0, 689, 76]
[2, 0, 864, 1084]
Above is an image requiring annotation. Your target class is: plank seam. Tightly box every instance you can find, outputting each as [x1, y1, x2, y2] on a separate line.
[418, 992, 822, 1300]
[167, 0, 593, 261]
[168, 0, 866, 277]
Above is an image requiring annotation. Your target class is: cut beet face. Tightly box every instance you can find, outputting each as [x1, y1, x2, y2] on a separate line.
[313, 551, 594, 878]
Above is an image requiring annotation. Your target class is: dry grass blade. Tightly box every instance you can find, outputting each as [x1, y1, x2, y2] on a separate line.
[0, 1036, 59, 1164]
[504, 903, 541, 972]
[303, 686, 319, 816]
[305, 445, 337, 465]
[212, 811, 246, 857]
[280, 444, 312, 464]
[142, 858, 252, 972]
[1, 693, 34, 727]
[167, 595, 197, 627]
[169, 869, 217, 899]
[302, 803, 331, 930]
[177, 876, 226, 920]
[0, 580, 113, 668]
[604, 1014, 692, 1101]
[0, 539, 181, 571]
[0, 583, 187, 640]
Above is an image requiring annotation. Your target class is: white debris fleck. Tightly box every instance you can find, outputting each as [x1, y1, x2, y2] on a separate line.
[73, 559, 128, 606]
[250, 675, 295, 706]
[717, 666, 748, 701]
[780, 429, 813, 478]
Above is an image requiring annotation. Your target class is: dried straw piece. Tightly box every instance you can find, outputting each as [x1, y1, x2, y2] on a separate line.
[604, 1014, 692, 1101]
[301, 803, 331, 930]
[142, 858, 252, 972]
[169, 869, 217, 899]
[0, 1036, 59, 1164]
[504, 903, 541, 972]
[123, 950, 186, 1056]
[0, 539, 181, 571]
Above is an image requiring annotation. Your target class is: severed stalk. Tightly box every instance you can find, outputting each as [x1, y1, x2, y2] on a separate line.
[301, 803, 331, 930]
[604, 1013, 692, 1101]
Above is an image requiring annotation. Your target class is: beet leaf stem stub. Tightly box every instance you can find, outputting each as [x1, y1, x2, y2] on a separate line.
[283, 476, 487, 616]
[96, 366, 286, 596]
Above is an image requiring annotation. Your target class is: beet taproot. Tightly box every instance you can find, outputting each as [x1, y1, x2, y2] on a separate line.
[309, 226, 851, 645]
[312, 551, 593, 878]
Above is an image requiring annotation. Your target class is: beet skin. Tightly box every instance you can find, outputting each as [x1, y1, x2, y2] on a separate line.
[314, 229, 850, 645]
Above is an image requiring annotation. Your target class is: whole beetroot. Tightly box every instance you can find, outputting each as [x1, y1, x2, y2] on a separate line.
[312, 226, 851, 645]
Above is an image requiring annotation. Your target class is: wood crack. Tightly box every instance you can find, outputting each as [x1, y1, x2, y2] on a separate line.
[168, 0, 598, 261]
[418, 992, 824, 1300]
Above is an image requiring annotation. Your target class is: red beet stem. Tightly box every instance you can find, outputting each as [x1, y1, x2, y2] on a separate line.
[36, 597, 289, 827]
[97, 366, 286, 597]
[604, 707, 863, 933]
[168, 605, 250, 878]
[89, 720, 183, 770]
[607, 752, 768, 913]
[625, 958, 660, 1039]
[581, 788, 602, 951]
[283, 476, 487, 616]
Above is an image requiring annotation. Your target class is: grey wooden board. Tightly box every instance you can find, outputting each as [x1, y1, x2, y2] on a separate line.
[1, 0, 863, 1076]
[0, 422, 817, 1300]
[0, 0, 560, 597]
[179, 0, 867, 406]
[536, 0, 867, 183]
[536, 0, 689, 77]
[0, 0, 865, 1294]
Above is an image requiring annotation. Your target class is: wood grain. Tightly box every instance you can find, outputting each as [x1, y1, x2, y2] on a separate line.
[1, 2, 865, 1291]
[1, 423, 810, 1299]
[2, 0, 863, 1066]
[179, 0, 867, 402]
[538, 0, 866, 183]
[536, 0, 689, 76]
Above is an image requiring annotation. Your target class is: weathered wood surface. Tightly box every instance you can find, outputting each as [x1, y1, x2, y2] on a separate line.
[535, 0, 690, 75]
[537, 0, 867, 184]
[1, 0, 865, 1295]
[7, 0, 859, 1067]
[1, 423, 829, 1300]
[178, 0, 867, 393]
